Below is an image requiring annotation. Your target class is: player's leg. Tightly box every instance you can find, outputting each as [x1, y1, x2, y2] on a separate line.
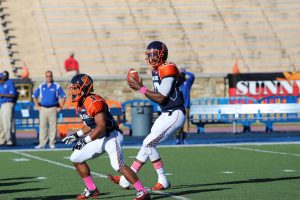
[70, 138, 105, 199]
[175, 128, 183, 144]
[182, 107, 190, 144]
[105, 131, 150, 200]
[48, 107, 57, 148]
[2, 102, 13, 145]
[108, 114, 164, 189]
[143, 110, 185, 190]
[35, 107, 48, 148]
[0, 106, 6, 145]
[110, 110, 185, 190]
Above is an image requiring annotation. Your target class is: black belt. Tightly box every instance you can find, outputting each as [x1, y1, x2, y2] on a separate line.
[163, 107, 186, 116]
[41, 106, 57, 108]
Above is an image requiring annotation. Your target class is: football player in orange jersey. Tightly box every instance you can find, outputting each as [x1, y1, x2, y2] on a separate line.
[62, 74, 151, 200]
[109, 41, 186, 190]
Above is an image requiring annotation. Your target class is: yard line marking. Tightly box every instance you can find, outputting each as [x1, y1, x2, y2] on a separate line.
[13, 152, 190, 200]
[222, 171, 234, 174]
[222, 146, 300, 157]
[37, 177, 47, 180]
[129, 156, 136, 158]
[283, 170, 296, 172]
[152, 190, 190, 200]
[13, 158, 30, 162]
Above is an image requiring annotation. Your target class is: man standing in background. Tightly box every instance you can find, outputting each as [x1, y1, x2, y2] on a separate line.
[0, 71, 18, 146]
[175, 68, 195, 144]
[64, 51, 79, 77]
[32, 71, 66, 149]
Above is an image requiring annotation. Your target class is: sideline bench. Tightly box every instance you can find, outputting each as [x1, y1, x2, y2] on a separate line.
[190, 103, 300, 133]
[190, 97, 258, 133]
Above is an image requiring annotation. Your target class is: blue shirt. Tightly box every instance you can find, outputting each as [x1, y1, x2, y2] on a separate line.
[32, 82, 66, 107]
[0, 79, 17, 103]
[180, 71, 195, 108]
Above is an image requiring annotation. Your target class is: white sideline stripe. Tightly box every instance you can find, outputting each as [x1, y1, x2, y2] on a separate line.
[13, 152, 190, 200]
[222, 146, 300, 157]
[2, 141, 300, 152]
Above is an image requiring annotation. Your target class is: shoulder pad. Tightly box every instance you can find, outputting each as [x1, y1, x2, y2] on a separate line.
[84, 95, 106, 117]
[158, 62, 179, 79]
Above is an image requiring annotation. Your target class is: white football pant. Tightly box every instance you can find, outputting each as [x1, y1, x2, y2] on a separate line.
[70, 130, 125, 171]
[136, 109, 186, 162]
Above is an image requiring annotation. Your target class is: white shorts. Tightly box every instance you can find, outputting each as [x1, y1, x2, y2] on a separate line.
[70, 130, 125, 171]
[143, 109, 186, 147]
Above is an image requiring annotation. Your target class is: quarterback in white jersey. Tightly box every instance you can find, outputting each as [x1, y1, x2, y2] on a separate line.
[109, 41, 186, 190]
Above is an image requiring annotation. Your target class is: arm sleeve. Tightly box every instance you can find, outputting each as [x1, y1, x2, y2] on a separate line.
[58, 87, 66, 98]
[8, 81, 17, 95]
[185, 71, 195, 88]
[157, 77, 175, 97]
[32, 87, 40, 98]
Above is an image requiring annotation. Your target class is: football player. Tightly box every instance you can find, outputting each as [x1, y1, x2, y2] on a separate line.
[109, 41, 186, 190]
[62, 74, 151, 200]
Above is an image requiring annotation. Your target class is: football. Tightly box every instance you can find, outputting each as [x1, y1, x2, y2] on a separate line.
[127, 68, 140, 84]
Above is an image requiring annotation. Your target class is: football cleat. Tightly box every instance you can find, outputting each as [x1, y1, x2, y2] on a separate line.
[134, 190, 151, 200]
[76, 187, 100, 199]
[151, 182, 171, 191]
[107, 174, 130, 190]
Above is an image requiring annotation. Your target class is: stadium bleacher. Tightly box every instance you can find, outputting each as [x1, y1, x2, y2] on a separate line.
[0, 0, 298, 78]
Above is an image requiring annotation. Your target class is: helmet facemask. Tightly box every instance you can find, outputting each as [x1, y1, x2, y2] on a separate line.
[145, 49, 164, 68]
[68, 76, 93, 103]
[68, 83, 84, 103]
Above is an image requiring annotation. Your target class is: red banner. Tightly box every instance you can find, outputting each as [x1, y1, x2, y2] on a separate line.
[227, 72, 300, 99]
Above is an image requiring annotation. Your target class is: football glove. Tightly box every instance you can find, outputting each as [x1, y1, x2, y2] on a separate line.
[62, 133, 79, 145]
[72, 138, 87, 151]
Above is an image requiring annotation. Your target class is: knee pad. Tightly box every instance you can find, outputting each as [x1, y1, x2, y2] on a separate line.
[70, 151, 83, 163]
[136, 146, 152, 162]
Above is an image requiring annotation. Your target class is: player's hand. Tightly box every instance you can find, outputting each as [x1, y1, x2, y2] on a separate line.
[128, 77, 143, 91]
[72, 139, 87, 151]
[62, 133, 79, 145]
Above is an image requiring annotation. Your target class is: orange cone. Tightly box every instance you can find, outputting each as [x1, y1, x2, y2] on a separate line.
[232, 59, 240, 74]
[21, 63, 29, 79]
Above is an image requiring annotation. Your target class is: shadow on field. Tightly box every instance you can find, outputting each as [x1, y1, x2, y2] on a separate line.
[13, 192, 110, 200]
[0, 181, 39, 187]
[151, 188, 231, 199]
[0, 177, 37, 181]
[0, 188, 47, 195]
[171, 176, 300, 189]
[0, 177, 41, 188]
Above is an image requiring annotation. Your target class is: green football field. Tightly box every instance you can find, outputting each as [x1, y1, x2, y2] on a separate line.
[1, 144, 300, 200]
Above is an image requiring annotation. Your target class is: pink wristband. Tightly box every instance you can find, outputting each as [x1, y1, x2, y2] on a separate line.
[139, 86, 147, 94]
